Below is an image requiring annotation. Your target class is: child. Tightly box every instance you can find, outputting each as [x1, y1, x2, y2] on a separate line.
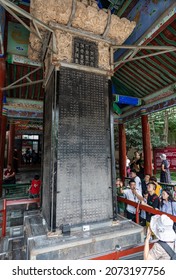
[26, 174, 41, 210]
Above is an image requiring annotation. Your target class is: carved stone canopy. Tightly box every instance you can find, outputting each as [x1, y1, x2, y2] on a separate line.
[28, 0, 136, 68]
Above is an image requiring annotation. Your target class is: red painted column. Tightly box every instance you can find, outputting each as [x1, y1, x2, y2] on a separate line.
[118, 121, 127, 183]
[0, 58, 5, 114]
[0, 111, 7, 197]
[0, 58, 6, 197]
[8, 123, 15, 166]
[141, 109, 152, 176]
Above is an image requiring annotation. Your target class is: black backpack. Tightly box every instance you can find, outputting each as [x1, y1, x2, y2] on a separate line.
[158, 240, 176, 260]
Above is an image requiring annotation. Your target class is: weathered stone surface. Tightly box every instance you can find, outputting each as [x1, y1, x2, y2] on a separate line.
[98, 42, 110, 70]
[30, 0, 72, 25]
[108, 16, 136, 44]
[28, 27, 45, 61]
[71, 2, 108, 35]
[53, 30, 73, 63]
[26, 216, 144, 260]
[28, 0, 136, 68]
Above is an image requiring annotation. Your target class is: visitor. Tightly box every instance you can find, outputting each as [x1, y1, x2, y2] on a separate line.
[32, 149, 37, 164]
[118, 179, 142, 222]
[140, 190, 148, 227]
[141, 174, 150, 195]
[144, 214, 176, 260]
[13, 148, 19, 173]
[26, 174, 41, 210]
[130, 151, 140, 173]
[172, 185, 176, 202]
[160, 153, 171, 184]
[135, 181, 160, 229]
[126, 156, 130, 177]
[3, 164, 16, 185]
[130, 169, 142, 194]
[160, 188, 176, 216]
[25, 148, 31, 164]
[116, 178, 125, 214]
[136, 152, 145, 180]
[150, 175, 162, 197]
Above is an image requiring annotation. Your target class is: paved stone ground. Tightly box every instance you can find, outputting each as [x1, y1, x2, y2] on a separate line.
[16, 166, 41, 183]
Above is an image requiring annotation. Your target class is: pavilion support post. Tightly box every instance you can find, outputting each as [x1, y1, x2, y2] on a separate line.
[8, 123, 15, 166]
[118, 121, 127, 183]
[141, 109, 152, 176]
[0, 58, 6, 197]
[0, 113, 7, 197]
[0, 58, 5, 114]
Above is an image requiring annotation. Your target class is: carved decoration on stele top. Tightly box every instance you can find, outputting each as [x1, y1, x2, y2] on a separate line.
[29, 0, 136, 70]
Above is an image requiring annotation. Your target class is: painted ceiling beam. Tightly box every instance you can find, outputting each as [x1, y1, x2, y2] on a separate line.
[113, 102, 122, 115]
[113, 94, 142, 106]
[1, 67, 43, 91]
[121, 82, 176, 117]
[115, 0, 133, 17]
[114, 1, 176, 69]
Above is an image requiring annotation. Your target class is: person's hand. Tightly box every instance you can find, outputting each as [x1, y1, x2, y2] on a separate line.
[146, 226, 152, 241]
[132, 188, 136, 194]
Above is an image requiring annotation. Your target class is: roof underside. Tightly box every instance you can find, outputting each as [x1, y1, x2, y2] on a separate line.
[1, 0, 176, 117]
[113, 20, 176, 99]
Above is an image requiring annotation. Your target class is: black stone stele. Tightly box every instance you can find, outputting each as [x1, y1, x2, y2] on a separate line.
[42, 67, 113, 230]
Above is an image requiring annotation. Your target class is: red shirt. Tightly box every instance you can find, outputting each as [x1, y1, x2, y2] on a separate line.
[30, 179, 41, 195]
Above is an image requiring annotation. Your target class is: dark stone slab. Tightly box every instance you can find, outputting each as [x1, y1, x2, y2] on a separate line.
[26, 214, 144, 260]
[43, 67, 114, 230]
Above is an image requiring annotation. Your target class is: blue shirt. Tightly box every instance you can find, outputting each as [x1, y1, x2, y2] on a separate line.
[160, 201, 176, 216]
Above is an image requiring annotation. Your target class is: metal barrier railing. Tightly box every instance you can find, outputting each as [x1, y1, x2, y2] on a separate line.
[93, 197, 176, 260]
[0, 199, 6, 237]
[117, 196, 176, 224]
[0, 198, 40, 237]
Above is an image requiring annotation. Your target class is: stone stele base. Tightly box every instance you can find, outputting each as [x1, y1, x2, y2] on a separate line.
[25, 213, 144, 260]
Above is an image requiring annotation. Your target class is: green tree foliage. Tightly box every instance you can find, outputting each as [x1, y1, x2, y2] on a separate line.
[114, 107, 176, 151]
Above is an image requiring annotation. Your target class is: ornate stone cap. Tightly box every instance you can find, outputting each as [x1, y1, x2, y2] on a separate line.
[30, 0, 135, 42]
[28, 0, 136, 61]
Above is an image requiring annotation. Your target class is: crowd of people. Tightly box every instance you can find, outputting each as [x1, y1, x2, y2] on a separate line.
[22, 148, 39, 165]
[116, 152, 176, 260]
[127, 151, 172, 183]
[116, 171, 176, 226]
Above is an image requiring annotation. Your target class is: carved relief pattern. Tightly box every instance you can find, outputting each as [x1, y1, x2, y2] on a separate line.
[28, 0, 136, 66]
[52, 31, 73, 63]
[72, 2, 108, 35]
[108, 16, 136, 44]
[98, 42, 110, 70]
